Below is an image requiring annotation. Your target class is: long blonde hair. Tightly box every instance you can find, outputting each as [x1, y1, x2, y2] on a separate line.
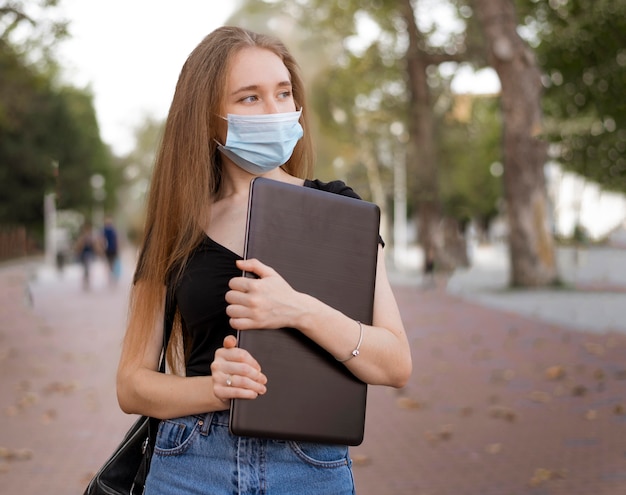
[124, 26, 315, 370]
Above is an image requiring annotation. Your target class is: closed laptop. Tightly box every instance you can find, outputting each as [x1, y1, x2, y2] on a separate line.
[229, 177, 380, 446]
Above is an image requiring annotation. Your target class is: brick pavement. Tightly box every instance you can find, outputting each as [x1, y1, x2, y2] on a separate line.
[352, 283, 626, 495]
[0, 256, 625, 494]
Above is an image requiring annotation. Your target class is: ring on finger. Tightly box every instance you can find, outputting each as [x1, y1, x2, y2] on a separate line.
[226, 374, 233, 387]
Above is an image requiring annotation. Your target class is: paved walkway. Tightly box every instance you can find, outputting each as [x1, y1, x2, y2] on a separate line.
[0, 246, 625, 494]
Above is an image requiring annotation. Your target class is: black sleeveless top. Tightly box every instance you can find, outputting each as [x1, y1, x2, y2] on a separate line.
[175, 179, 367, 377]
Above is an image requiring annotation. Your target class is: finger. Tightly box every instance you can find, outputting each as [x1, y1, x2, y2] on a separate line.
[224, 369, 268, 389]
[227, 276, 251, 293]
[213, 366, 268, 400]
[225, 304, 249, 320]
[224, 288, 250, 305]
[223, 335, 237, 349]
[214, 377, 265, 401]
[236, 258, 276, 279]
[213, 343, 263, 374]
[228, 316, 254, 331]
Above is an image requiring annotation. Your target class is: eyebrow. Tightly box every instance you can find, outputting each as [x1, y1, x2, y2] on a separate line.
[231, 80, 292, 96]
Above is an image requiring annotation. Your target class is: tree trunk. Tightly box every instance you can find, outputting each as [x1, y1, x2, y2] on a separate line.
[399, 0, 443, 268]
[472, 0, 559, 286]
[360, 146, 390, 246]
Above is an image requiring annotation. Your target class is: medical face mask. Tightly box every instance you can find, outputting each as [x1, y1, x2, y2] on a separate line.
[216, 109, 304, 175]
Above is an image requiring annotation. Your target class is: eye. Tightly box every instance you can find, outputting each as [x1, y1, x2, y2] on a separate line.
[240, 95, 259, 103]
[278, 90, 292, 99]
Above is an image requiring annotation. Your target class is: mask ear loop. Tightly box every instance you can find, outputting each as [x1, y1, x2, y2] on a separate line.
[213, 113, 229, 148]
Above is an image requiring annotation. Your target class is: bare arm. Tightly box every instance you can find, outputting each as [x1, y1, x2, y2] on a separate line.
[115, 282, 268, 419]
[226, 245, 412, 388]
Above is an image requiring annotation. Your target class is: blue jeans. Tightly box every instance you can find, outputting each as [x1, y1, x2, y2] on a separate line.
[145, 410, 355, 495]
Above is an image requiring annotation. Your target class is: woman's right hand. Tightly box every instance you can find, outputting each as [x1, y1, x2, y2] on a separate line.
[211, 335, 268, 402]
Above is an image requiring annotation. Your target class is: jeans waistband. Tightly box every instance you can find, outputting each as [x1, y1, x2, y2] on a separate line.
[196, 410, 229, 435]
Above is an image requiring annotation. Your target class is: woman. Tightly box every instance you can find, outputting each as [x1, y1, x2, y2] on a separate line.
[117, 26, 412, 494]
[74, 221, 98, 290]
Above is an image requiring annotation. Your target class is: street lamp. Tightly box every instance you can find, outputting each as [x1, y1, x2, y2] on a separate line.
[390, 121, 409, 269]
[44, 160, 60, 267]
[90, 173, 106, 228]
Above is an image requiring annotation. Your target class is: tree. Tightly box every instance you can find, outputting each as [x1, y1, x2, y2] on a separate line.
[471, 0, 558, 286]
[517, 0, 626, 193]
[229, 1, 557, 281]
[439, 94, 502, 231]
[116, 116, 164, 243]
[0, 0, 68, 68]
[0, 0, 117, 240]
[231, 0, 488, 265]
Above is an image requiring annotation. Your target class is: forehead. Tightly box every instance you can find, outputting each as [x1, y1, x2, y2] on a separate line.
[227, 47, 291, 88]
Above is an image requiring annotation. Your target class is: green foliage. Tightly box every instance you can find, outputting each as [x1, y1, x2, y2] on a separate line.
[0, 0, 69, 68]
[0, 0, 117, 238]
[310, 41, 408, 187]
[439, 95, 502, 226]
[228, 0, 503, 223]
[52, 87, 117, 213]
[518, 0, 626, 192]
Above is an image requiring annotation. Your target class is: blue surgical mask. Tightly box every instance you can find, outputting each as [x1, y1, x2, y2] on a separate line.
[216, 109, 303, 175]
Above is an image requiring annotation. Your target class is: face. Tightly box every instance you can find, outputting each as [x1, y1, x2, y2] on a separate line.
[223, 47, 297, 116]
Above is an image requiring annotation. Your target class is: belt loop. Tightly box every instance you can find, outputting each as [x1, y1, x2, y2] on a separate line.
[199, 412, 214, 436]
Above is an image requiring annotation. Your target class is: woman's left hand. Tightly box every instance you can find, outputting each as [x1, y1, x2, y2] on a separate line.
[226, 258, 302, 330]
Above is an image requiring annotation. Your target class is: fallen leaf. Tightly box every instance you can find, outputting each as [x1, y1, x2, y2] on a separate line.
[459, 406, 473, 417]
[437, 424, 453, 441]
[396, 397, 423, 410]
[545, 365, 566, 381]
[485, 443, 502, 455]
[583, 342, 605, 357]
[15, 449, 33, 461]
[614, 370, 626, 381]
[424, 430, 438, 446]
[490, 369, 515, 384]
[528, 390, 551, 403]
[472, 348, 493, 361]
[529, 468, 552, 487]
[17, 392, 38, 408]
[15, 380, 31, 392]
[41, 409, 57, 424]
[43, 381, 78, 395]
[529, 468, 566, 487]
[488, 405, 517, 422]
[351, 454, 370, 466]
[592, 369, 606, 381]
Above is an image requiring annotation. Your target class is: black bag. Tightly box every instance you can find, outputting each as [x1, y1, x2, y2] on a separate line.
[83, 415, 159, 495]
[83, 290, 175, 495]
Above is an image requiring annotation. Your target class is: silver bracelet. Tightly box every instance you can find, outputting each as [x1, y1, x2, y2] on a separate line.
[337, 321, 364, 362]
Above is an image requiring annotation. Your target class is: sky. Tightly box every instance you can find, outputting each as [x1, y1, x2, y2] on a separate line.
[55, 0, 499, 157]
[56, 0, 237, 155]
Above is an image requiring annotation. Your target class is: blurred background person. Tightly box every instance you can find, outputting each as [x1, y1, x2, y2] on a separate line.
[102, 216, 120, 285]
[74, 221, 99, 290]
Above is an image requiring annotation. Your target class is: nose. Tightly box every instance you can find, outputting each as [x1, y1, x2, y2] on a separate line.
[264, 99, 280, 114]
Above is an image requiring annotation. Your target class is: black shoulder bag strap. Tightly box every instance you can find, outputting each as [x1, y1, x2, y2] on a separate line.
[131, 284, 176, 493]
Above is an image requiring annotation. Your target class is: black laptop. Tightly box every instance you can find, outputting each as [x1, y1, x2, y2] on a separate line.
[229, 177, 380, 446]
